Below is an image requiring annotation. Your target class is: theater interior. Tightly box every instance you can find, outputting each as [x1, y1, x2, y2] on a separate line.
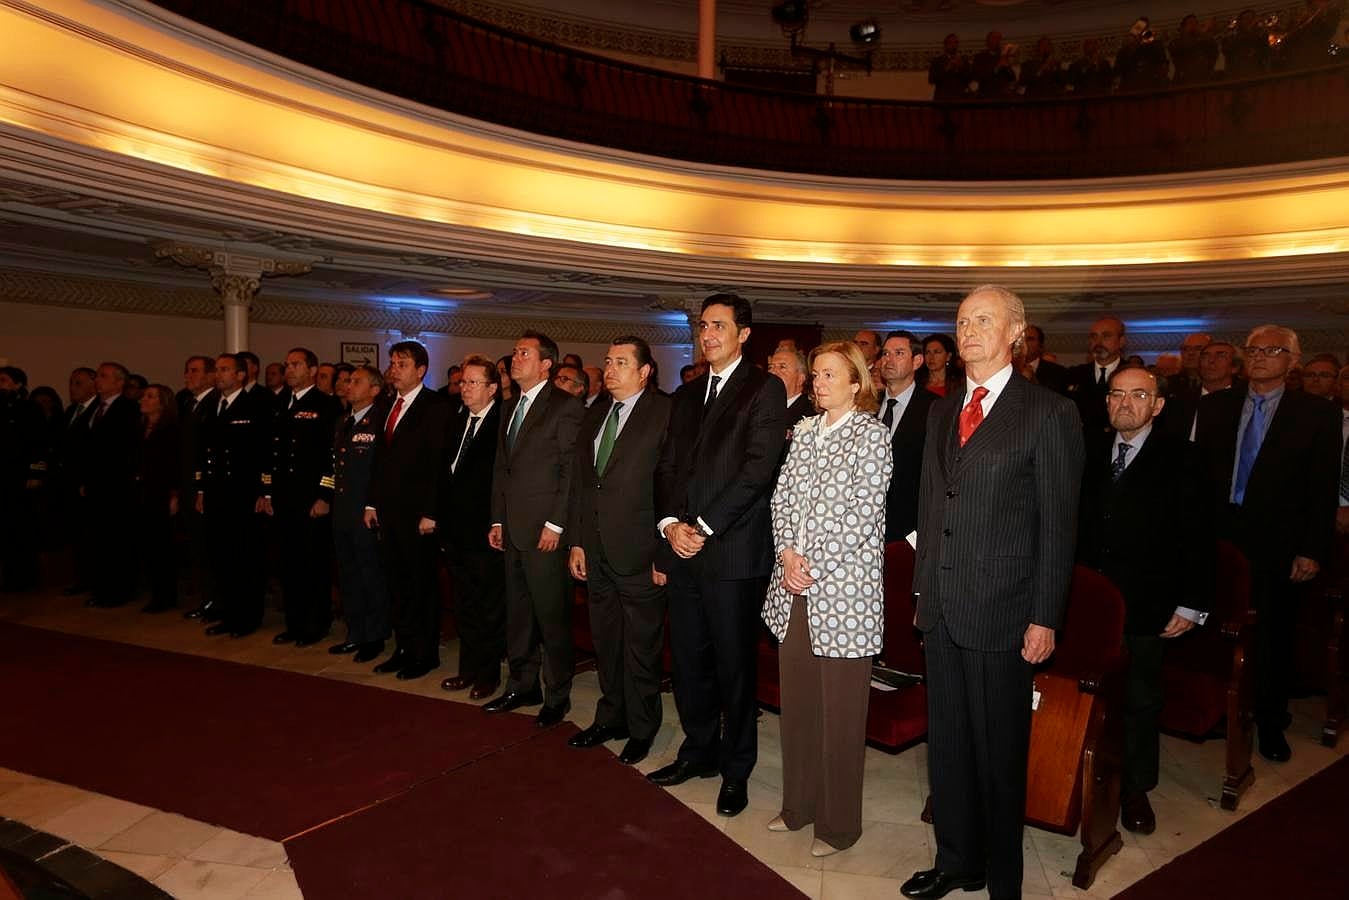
[1, 0, 1347, 898]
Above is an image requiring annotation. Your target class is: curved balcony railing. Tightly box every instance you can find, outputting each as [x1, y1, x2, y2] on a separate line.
[151, 0, 1349, 180]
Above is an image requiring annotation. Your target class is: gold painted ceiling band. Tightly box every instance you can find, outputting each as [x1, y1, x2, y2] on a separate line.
[0, 0, 1347, 272]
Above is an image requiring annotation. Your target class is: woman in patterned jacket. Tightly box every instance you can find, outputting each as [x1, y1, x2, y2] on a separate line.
[763, 341, 892, 856]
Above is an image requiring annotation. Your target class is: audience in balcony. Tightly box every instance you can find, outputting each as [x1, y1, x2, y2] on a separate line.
[1116, 18, 1171, 91]
[1282, 0, 1343, 68]
[1019, 37, 1065, 97]
[1067, 38, 1115, 95]
[971, 31, 1018, 98]
[928, 33, 971, 101]
[1170, 14, 1221, 84]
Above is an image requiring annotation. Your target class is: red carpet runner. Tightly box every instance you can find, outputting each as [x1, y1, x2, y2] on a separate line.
[1112, 754, 1349, 900]
[0, 623, 802, 898]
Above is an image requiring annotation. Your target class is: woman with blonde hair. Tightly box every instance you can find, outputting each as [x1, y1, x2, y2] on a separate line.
[763, 341, 892, 856]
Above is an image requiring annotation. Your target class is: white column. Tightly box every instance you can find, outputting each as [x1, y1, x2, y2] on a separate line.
[214, 273, 260, 352]
[697, 0, 716, 80]
[154, 241, 312, 351]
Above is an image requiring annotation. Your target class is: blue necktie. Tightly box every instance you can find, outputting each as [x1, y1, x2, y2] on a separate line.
[507, 395, 528, 450]
[1233, 395, 1266, 505]
[1111, 442, 1130, 482]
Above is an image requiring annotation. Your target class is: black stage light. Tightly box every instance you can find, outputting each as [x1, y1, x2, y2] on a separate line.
[850, 19, 882, 46]
[771, 1, 810, 30]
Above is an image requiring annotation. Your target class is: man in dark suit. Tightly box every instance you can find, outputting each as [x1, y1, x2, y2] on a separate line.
[59, 367, 98, 595]
[902, 285, 1083, 900]
[329, 365, 391, 663]
[878, 331, 938, 543]
[768, 347, 813, 428]
[262, 348, 341, 647]
[1172, 332, 1213, 395]
[178, 356, 218, 619]
[197, 353, 269, 637]
[0, 368, 45, 593]
[648, 294, 787, 818]
[1078, 366, 1212, 835]
[84, 362, 142, 608]
[438, 356, 506, 699]
[485, 331, 584, 726]
[1194, 325, 1340, 763]
[1020, 324, 1069, 395]
[363, 340, 452, 680]
[1066, 315, 1126, 439]
[566, 337, 672, 766]
[1160, 340, 1240, 442]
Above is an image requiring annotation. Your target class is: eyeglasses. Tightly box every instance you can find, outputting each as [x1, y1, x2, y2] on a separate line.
[554, 376, 578, 385]
[460, 379, 492, 387]
[1244, 346, 1291, 357]
[1105, 389, 1155, 403]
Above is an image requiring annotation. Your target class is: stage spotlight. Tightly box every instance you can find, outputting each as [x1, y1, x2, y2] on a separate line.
[771, 1, 809, 31]
[850, 19, 882, 46]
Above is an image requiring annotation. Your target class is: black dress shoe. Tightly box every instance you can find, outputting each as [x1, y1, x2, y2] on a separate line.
[536, 702, 570, 727]
[646, 759, 718, 787]
[441, 675, 471, 692]
[201, 603, 224, 623]
[618, 737, 653, 765]
[293, 635, 324, 648]
[183, 606, 206, 620]
[1258, 725, 1292, 762]
[899, 868, 986, 899]
[716, 780, 748, 817]
[1121, 791, 1156, 834]
[396, 660, 439, 680]
[229, 627, 256, 638]
[482, 689, 544, 713]
[568, 723, 629, 748]
[272, 631, 296, 645]
[328, 641, 360, 655]
[205, 623, 230, 636]
[352, 641, 385, 663]
[469, 680, 499, 700]
[372, 650, 409, 674]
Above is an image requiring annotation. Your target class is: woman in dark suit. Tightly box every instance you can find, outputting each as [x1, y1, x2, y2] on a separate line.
[764, 341, 891, 857]
[136, 384, 180, 612]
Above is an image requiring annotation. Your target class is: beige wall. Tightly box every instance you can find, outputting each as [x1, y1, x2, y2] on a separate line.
[0, 302, 693, 398]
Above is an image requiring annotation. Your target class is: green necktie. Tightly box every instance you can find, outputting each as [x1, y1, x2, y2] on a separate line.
[595, 401, 623, 476]
[507, 394, 528, 450]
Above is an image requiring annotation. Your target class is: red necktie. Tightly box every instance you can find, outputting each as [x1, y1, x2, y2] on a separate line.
[959, 386, 989, 446]
[385, 396, 404, 444]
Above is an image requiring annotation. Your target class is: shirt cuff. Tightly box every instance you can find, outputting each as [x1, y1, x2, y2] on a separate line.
[544, 521, 563, 534]
[1175, 606, 1208, 626]
[1340, 496, 1349, 508]
[364, 506, 376, 513]
[657, 516, 679, 539]
[696, 516, 714, 536]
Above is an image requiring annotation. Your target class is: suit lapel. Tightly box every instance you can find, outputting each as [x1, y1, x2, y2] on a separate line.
[950, 374, 1027, 474]
[510, 382, 552, 457]
[693, 362, 751, 456]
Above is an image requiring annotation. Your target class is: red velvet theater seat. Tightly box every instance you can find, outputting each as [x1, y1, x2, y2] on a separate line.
[865, 541, 929, 752]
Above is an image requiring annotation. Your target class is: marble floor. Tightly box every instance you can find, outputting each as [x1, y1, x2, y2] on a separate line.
[1, 588, 1345, 899]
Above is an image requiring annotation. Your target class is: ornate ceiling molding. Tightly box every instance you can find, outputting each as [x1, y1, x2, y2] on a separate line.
[0, 269, 692, 345]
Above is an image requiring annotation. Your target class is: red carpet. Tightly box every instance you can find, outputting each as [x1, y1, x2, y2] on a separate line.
[0, 623, 539, 839]
[287, 725, 801, 898]
[0, 623, 803, 898]
[1112, 754, 1349, 900]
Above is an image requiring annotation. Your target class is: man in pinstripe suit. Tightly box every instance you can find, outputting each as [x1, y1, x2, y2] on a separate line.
[902, 285, 1084, 900]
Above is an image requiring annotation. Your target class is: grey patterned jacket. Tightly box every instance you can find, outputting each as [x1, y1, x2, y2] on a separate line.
[764, 409, 893, 658]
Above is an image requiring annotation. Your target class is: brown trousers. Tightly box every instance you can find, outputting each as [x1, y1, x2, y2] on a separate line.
[778, 595, 873, 850]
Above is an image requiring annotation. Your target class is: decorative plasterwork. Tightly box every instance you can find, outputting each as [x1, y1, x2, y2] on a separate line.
[0, 0, 1346, 337]
[0, 269, 693, 345]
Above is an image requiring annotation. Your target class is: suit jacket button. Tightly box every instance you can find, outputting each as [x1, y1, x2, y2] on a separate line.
[945, 490, 956, 498]
[942, 528, 952, 537]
